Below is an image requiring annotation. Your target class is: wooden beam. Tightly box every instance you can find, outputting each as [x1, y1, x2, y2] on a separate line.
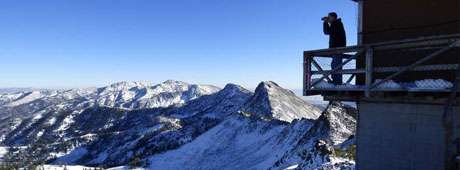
[312, 69, 365, 75]
[365, 47, 374, 97]
[304, 53, 312, 95]
[304, 46, 362, 56]
[311, 59, 333, 82]
[346, 74, 356, 84]
[357, 0, 363, 45]
[309, 88, 455, 92]
[312, 64, 459, 75]
[373, 39, 458, 51]
[303, 34, 460, 57]
[455, 40, 460, 47]
[347, 96, 460, 104]
[441, 53, 460, 169]
[374, 64, 459, 72]
[310, 50, 364, 87]
[370, 34, 460, 48]
[307, 54, 356, 58]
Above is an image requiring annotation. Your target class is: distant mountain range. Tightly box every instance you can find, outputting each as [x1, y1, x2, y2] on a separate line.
[0, 80, 356, 170]
[0, 88, 36, 94]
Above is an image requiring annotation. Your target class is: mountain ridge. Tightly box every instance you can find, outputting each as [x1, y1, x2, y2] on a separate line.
[0, 80, 355, 170]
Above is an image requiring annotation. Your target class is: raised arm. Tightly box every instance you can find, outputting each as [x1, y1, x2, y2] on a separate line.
[323, 21, 331, 35]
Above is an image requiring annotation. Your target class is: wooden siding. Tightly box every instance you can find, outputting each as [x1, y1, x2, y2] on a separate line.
[356, 0, 460, 84]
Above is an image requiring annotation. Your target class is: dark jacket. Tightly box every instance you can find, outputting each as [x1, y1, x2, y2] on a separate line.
[323, 19, 346, 48]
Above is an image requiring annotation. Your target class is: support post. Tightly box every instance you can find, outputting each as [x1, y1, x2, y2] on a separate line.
[304, 53, 312, 95]
[443, 54, 460, 170]
[365, 47, 373, 97]
[357, 0, 363, 45]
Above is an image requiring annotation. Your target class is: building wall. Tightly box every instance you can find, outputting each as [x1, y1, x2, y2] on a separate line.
[357, 101, 460, 170]
[355, 0, 460, 84]
[362, 0, 459, 44]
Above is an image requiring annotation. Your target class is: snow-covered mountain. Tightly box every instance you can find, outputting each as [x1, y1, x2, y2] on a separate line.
[0, 80, 220, 110]
[148, 102, 355, 170]
[0, 80, 219, 142]
[0, 81, 356, 170]
[94, 80, 220, 109]
[243, 81, 321, 122]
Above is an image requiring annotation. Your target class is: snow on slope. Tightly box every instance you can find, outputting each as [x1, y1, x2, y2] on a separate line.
[149, 115, 298, 170]
[168, 83, 252, 119]
[0, 80, 221, 161]
[35, 165, 146, 170]
[95, 80, 220, 109]
[243, 81, 321, 122]
[5, 91, 46, 107]
[148, 101, 356, 170]
[1, 80, 220, 111]
[45, 84, 253, 166]
[0, 92, 25, 106]
[0, 146, 7, 162]
[39, 165, 93, 170]
[270, 102, 357, 170]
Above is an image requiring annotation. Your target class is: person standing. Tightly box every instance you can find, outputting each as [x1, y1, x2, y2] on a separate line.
[322, 12, 346, 85]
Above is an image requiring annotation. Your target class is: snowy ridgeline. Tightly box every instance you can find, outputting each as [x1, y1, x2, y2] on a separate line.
[25, 165, 145, 170]
[0, 81, 356, 170]
[313, 78, 454, 90]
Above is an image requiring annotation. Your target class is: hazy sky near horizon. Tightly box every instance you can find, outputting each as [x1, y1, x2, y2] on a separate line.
[0, 0, 357, 89]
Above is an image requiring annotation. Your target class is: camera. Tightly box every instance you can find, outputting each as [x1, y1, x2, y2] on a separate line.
[321, 16, 329, 21]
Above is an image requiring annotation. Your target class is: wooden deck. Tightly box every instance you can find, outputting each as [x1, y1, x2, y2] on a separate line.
[303, 34, 460, 100]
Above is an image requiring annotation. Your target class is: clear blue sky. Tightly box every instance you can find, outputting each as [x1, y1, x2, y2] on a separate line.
[0, 0, 357, 89]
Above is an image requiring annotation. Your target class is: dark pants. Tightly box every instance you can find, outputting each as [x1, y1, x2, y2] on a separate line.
[331, 55, 343, 85]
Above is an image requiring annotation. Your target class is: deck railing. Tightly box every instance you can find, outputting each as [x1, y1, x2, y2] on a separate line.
[303, 34, 460, 97]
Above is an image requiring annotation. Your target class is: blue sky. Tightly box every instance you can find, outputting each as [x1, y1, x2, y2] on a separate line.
[0, 0, 357, 89]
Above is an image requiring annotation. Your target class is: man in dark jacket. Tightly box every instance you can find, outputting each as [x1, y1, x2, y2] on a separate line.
[323, 12, 346, 85]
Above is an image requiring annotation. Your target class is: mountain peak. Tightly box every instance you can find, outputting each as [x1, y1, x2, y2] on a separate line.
[259, 81, 279, 87]
[255, 81, 297, 96]
[222, 83, 250, 94]
[106, 81, 148, 89]
[255, 81, 282, 92]
[244, 81, 321, 122]
[162, 80, 188, 86]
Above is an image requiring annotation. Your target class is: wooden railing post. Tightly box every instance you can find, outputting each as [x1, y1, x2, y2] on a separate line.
[365, 47, 374, 97]
[304, 52, 312, 95]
